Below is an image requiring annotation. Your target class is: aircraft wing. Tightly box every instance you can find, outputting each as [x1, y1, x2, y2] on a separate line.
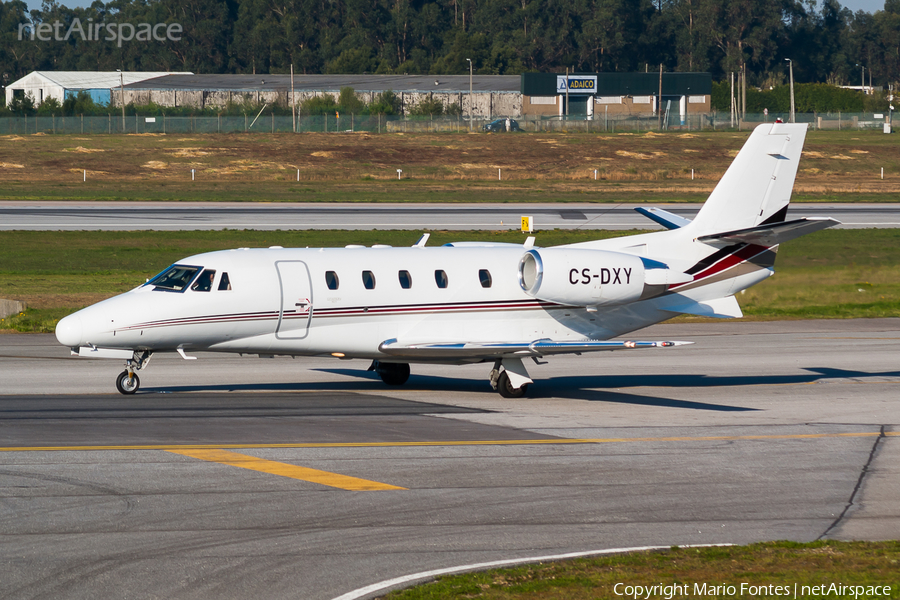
[697, 217, 840, 246]
[378, 338, 692, 360]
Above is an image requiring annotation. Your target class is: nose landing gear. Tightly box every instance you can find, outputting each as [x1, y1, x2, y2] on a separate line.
[116, 351, 152, 395]
[116, 370, 140, 394]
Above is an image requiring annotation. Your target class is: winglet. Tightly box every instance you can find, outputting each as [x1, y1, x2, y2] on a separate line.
[413, 233, 430, 247]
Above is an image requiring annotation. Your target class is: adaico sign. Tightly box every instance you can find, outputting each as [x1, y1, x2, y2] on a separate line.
[556, 75, 597, 94]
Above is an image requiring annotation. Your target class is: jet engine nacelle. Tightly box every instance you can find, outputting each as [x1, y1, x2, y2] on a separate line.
[518, 248, 688, 307]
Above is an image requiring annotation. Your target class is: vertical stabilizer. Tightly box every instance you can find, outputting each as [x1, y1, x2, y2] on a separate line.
[689, 123, 807, 236]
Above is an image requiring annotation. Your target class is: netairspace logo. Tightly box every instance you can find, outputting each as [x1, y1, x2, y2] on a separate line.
[18, 18, 182, 47]
[613, 582, 894, 600]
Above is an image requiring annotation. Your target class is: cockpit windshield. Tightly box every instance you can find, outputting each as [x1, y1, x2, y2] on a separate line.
[145, 264, 202, 292]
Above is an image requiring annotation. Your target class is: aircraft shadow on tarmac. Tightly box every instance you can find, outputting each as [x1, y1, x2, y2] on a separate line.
[140, 366, 900, 412]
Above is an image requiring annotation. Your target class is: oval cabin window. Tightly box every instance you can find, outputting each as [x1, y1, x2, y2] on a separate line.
[325, 271, 339, 290]
[398, 270, 412, 289]
[479, 269, 492, 288]
[362, 270, 376, 290]
[434, 270, 449, 289]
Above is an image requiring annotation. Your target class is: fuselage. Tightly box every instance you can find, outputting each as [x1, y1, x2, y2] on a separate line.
[54, 237, 772, 364]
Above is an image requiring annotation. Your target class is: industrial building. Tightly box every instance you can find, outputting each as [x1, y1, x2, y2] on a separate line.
[120, 74, 521, 118]
[5, 71, 712, 120]
[3, 71, 191, 107]
[521, 72, 712, 122]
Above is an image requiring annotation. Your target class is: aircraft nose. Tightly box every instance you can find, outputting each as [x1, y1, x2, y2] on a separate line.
[55, 313, 83, 347]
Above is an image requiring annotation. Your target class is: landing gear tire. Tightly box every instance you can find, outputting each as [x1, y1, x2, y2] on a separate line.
[497, 370, 527, 398]
[116, 370, 140, 395]
[377, 362, 410, 386]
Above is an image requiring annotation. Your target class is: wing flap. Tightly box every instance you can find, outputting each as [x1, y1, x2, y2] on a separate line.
[379, 338, 692, 360]
[662, 295, 744, 319]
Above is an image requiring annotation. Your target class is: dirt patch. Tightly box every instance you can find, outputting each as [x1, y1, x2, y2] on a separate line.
[616, 150, 653, 160]
[0, 162, 25, 168]
[169, 149, 211, 157]
[63, 146, 105, 153]
[143, 161, 169, 169]
[850, 150, 869, 154]
[311, 151, 339, 158]
[830, 154, 855, 160]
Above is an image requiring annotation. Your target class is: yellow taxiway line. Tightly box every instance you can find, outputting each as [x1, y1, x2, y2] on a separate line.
[168, 448, 405, 491]
[0, 430, 894, 453]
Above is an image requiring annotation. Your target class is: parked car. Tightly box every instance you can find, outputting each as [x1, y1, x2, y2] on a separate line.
[483, 118, 520, 132]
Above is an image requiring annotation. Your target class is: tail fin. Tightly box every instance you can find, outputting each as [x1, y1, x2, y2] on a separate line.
[689, 123, 807, 236]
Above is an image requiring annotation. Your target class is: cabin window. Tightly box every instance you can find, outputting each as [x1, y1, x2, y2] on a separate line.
[325, 271, 339, 290]
[145, 264, 202, 293]
[479, 269, 492, 288]
[434, 269, 449, 289]
[218, 272, 232, 291]
[362, 270, 376, 290]
[191, 269, 216, 292]
[398, 270, 412, 289]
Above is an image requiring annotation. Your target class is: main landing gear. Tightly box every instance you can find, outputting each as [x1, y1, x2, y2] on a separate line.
[489, 358, 534, 398]
[369, 361, 411, 386]
[116, 351, 152, 395]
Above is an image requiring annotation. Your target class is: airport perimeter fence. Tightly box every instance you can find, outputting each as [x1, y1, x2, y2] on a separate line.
[0, 112, 891, 135]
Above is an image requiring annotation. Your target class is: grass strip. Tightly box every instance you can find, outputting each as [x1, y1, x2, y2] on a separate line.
[2, 229, 899, 332]
[381, 541, 899, 600]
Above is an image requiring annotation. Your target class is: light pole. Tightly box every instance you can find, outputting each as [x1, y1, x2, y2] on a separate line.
[785, 58, 795, 123]
[117, 69, 125, 132]
[466, 58, 473, 132]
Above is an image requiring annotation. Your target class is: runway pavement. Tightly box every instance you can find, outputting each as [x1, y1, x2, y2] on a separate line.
[0, 319, 898, 599]
[2, 201, 899, 230]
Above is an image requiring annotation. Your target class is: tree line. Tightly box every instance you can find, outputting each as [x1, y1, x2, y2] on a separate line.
[2, 0, 898, 95]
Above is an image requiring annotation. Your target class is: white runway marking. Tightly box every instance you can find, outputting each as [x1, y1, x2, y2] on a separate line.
[330, 544, 731, 600]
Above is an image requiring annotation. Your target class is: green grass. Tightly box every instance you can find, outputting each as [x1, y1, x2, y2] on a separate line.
[381, 541, 899, 600]
[1, 229, 899, 332]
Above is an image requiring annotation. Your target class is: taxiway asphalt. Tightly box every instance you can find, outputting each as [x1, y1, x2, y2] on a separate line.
[2, 201, 899, 230]
[0, 319, 898, 599]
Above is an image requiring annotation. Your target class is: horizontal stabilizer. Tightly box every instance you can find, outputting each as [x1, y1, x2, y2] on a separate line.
[697, 217, 840, 247]
[635, 207, 693, 230]
[662, 295, 743, 319]
[379, 338, 692, 360]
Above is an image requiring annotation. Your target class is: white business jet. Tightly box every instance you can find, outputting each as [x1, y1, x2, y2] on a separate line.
[56, 123, 837, 396]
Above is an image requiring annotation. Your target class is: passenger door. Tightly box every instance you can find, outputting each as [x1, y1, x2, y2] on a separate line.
[275, 261, 313, 340]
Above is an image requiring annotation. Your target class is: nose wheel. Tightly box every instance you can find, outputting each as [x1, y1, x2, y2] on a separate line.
[116, 370, 140, 394]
